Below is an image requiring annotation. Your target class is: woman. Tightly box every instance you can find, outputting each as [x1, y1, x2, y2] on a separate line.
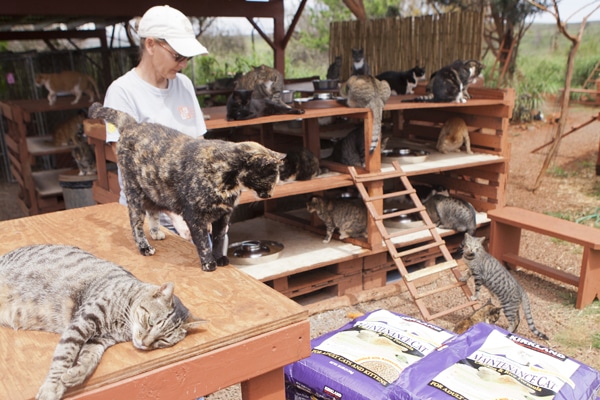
[104, 5, 208, 237]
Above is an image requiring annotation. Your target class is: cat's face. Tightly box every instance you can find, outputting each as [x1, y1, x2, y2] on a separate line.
[306, 196, 325, 213]
[34, 73, 49, 87]
[413, 66, 426, 79]
[237, 142, 284, 199]
[131, 283, 207, 350]
[351, 48, 364, 61]
[464, 60, 485, 81]
[461, 233, 486, 261]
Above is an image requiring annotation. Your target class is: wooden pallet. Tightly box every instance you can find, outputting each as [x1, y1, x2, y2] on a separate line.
[349, 161, 477, 321]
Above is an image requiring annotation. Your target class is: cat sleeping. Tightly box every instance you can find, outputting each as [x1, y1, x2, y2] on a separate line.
[88, 102, 284, 272]
[436, 117, 472, 154]
[306, 195, 368, 243]
[460, 233, 549, 340]
[0, 244, 207, 400]
[376, 65, 426, 95]
[35, 71, 101, 106]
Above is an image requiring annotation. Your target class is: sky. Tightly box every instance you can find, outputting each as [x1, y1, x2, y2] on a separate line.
[530, 0, 600, 23]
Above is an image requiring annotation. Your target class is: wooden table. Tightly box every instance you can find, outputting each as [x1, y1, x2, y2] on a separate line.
[0, 203, 310, 400]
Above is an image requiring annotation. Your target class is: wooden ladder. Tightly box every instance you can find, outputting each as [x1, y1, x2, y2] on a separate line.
[349, 161, 477, 321]
[583, 60, 600, 89]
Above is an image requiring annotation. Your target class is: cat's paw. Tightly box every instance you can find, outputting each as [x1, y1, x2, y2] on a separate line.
[215, 255, 229, 267]
[138, 244, 156, 256]
[201, 261, 217, 272]
[36, 380, 66, 400]
[149, 228, 166, 241]
[61, 364, 89, 386]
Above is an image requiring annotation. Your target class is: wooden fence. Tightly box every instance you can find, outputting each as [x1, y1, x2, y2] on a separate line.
[329, 11, 484, 81]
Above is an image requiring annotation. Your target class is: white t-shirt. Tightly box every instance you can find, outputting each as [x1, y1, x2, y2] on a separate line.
[104, 69, 207, 204]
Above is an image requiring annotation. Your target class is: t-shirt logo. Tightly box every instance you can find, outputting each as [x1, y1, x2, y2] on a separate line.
[178, 106, 194, 120]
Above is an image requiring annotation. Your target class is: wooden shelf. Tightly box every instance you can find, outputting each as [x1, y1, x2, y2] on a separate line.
[27, 135, 75, 156]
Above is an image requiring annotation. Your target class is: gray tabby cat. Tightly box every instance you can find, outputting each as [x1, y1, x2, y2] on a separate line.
[330, 126, 365, 167]
[89, 102, 283, 272]
[340, 75, 391, 153]
[0, 244, 206, 400]
[326, 55, 342, 80]
[424, 192, 476, 235]
[279, 148, 323, 181]
[307, 196, 368, 243]
[460, 233, 549, 340]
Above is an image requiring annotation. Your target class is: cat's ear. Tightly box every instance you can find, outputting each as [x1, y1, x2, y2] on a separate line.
[477, 236, 486, 245]
[155, 282, 175, 303]
[183, 315, 210, 332]
[271, 150, 286, 160]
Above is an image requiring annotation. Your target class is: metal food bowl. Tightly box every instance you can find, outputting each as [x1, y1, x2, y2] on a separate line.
[228, 240, 284, 265]
[312, 79, 339, 91]
[381, 148, 430, 164]
[281, 89, 295, 103]
[382, 209, 424, 229]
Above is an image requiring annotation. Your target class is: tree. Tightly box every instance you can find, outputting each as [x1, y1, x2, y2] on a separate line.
[527, 0, 600, 190]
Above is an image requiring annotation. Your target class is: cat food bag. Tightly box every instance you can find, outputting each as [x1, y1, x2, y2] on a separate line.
[284, 309, 456, 400]
[396, 322, 600, 400]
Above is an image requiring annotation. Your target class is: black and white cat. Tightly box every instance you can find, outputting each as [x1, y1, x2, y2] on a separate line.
[350, 48, 371, 76]
[376, 65, 426, 95]
[404, 59, 484, 103]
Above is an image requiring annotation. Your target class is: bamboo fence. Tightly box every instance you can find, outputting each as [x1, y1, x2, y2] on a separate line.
[329, 11, 484, 81]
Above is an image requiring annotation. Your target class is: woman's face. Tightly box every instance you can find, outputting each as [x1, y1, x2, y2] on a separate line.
[146, 38, 191, 80]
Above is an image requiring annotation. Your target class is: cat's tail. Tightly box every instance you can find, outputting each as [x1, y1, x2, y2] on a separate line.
[88, 103, 137, 131]
[521, 291, 549, 340]
[401, 94, 436, 103]
[368, 103, 384, 154]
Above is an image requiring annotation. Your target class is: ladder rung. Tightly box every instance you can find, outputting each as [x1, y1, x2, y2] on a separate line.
[383, 224, 436, 239]
[394, 240, 445, 258]
[363, 189, 415, 202]
[405, 260, 458, 282]
[413, 281, 466, 299]
[377, 206, 425, 220]
[420, 301, 479, 321]
[352, 169, 406, 182]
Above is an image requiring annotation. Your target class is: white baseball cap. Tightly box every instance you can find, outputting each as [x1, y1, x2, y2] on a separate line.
[138, 5, 208, 57]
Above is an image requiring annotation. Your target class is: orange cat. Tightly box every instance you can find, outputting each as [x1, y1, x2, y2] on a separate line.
[436, 117, 472, 154]
[35, 71, 101, 106]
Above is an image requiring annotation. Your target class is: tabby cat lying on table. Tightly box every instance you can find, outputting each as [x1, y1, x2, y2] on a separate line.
[89, 102, 284, 272]
[0, 244, 206, 400]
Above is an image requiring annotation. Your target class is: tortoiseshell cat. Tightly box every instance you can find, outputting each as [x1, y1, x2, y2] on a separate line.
[405, 59, 484, 103]
[326, 55, 342, 80]
[226, 89, 304, 121]
[436, 117, 472, 154]
[340, 75, 391, 153]
[376, 65, 426, 95]
[330, 126, 365, 167]
[49, 110, 87, 147]
[460, 233, 549, 340]
[89, 102, 284, 272]
[35, 71, 101, 106]
[350, 48, 371, 76]
[306, 195, 368, 243]
[0, 244, 206, 400]
[279, 148, 323, 181]
[71, 123, 97, 176]
[453, 298, 502, 334]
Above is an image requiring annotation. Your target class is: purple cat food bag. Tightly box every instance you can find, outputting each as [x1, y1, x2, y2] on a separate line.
[285, 309, 456, 400]
[397, 323, 600, 400]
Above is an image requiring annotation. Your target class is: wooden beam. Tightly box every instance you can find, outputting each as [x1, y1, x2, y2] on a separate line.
[342, 0, 367, 20]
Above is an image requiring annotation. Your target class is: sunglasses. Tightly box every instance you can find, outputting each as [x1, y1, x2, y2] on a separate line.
[157, 40, 192, 63]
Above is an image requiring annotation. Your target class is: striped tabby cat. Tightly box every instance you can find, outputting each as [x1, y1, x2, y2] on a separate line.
[340, 75, 391, 153]
[424, 192, 477, 235]
[460, 233, 549, 340]
[306, 195, 368, 243]
[0, 244, 207, 400]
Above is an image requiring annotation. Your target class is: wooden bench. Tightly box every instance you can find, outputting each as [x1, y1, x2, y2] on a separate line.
[487, 206, 600, 309]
